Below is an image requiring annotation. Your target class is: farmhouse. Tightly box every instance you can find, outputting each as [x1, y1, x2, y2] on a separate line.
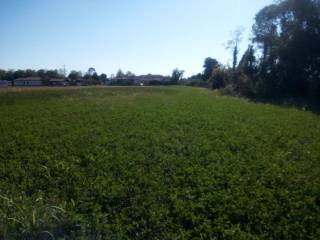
[135, 74, 171, 85]
[76, 79, 101, 86]
[111, 76, 136, 85]
[48, 78, 69, 86]
[0, 80, 9, 87]
[14, 77, 44, 86]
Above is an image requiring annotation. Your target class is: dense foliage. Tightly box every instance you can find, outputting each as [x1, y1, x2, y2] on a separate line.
[0, 69, 66, 81]
[250, 0, 320, 98]
[1, 87, 320, 239]
[200, 0, 320, 103]
[0, 68, 108, 85]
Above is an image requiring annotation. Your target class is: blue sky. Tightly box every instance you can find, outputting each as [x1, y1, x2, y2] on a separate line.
[0, 0, 273, 77]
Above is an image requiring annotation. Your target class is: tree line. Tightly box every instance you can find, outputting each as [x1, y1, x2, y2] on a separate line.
[0, 67, 185, 86]
[197, 0, 320, 102]
[0, 68, 108, 84]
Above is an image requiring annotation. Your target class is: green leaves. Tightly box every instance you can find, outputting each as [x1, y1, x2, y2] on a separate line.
[0, 87, 320, 239]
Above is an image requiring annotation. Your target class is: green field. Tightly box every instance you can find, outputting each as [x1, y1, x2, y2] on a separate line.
[0, 86, 320, 239]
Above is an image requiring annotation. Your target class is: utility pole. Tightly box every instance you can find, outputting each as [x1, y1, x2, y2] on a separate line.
[63, 64, 66, 78]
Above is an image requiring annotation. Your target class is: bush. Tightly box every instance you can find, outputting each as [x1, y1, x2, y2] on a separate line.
[233, 71, 256, 98]
[210, 67, 229, 89]
[185, 79, 208, 88]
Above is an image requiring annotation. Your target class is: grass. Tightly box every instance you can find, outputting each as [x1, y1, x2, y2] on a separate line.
[0, 86, 320, 239]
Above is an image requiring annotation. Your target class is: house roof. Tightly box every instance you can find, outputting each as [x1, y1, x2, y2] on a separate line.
[136, 75, 170, 81]
[49, 78, 66, 82]
[15, 77, 42, 81]
[113, 76, 135, 80]
[138, 74, 165, 78]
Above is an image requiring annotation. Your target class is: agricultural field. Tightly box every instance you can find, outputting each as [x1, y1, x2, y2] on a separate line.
[0, 86, 320, 239]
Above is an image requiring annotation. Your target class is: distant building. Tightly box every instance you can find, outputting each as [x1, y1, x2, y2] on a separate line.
[111, 74, 171, 86]
[76, 79, 101, 86]
[48, 78, 69, 86]
[103, 79, 111, 85]
[0, 80, 9, 87]
[14, 77, 44, 86]
[135, 74, 171, 85]
[111, 76, 136, 85]
[76, 80, 83, 86]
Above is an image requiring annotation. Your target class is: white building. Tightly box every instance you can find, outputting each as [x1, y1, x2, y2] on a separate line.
[135, 74, 171, 85]
[14, 77, 44, 86]
[49, 78, 69, 86]
[0, 80, 9, 87]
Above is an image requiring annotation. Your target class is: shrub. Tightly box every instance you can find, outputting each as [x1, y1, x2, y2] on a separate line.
[210, 67, 229, 89]
[233, 71, 256, 98]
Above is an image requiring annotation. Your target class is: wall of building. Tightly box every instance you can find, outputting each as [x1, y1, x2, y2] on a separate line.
[14, 80, 43, 86]
[0, 80, 9, 87]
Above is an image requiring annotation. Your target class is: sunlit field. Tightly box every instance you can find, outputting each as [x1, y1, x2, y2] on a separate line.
[1, 86, 319, 239]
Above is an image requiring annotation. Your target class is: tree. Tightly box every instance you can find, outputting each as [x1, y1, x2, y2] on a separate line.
[238, 45, 257, 75]
[211, 67, 228, 89]
[203, 58, 219, 80]
[92, 72, 99, 81]
[252, 0, 320, 98]
[4, 70, 15, 86]
[37, 70, 46, 79]
[125, 71, 135, 77]
[83, 68, 98, 82]
[99, 74, 108, 84]
[25, 69, 37, 77]
[88, 67, 96, 76]
[0, 70, 6, 80]
[68, 71, 82, 81]
[46, 70, 60, 79]
[171, 68, 185, 82]
[189, 73, 203, 80]
[13, 70, 25, 79]
[5, 70, 14, 80]
[116, 69, 125, 78]
[226, 26, 244, 71]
